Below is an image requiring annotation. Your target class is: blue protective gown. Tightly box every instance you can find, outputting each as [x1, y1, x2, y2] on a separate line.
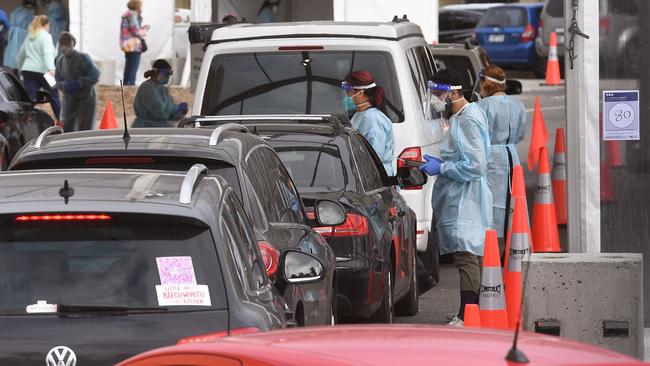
[478, 95, 527, 238]
[55, 50, 100, 132]
[47, 0, 69, 46]
[3, 5, 34, 69]
[351, 107, 395, 176]
[132, 79, 179, 128]
[432, 102, 493, 256]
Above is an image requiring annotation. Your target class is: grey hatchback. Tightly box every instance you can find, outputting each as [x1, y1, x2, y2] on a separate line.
[0, 166, 327, 365]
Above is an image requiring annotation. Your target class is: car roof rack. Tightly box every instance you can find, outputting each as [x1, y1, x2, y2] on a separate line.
[179, 114, 346, 132]
[179, 163, 209, 204]
[209, 123, 249, 146]
[34, 126, 64, 149]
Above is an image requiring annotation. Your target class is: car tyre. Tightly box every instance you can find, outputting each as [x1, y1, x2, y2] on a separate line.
[425, 220, 440, 284]
[394, 248, 419, 316]
[369, 265, 393, 323]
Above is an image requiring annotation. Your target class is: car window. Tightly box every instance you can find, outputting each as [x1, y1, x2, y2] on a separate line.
[478, 7, 528, 27]
[273, 141, 348, 192]
[439, 11, 483, 31]
[609, 0, 637, 15]
[241, 172, 269, 232]
[0, 74, 18, 103]
[545, 0, 564, 17]
[221, 192, 267, 291]
[0, 213, 227, 314]
[351, 134, 386, 191]
[202, 51, 404, 123]
[246, 147, 305, 224]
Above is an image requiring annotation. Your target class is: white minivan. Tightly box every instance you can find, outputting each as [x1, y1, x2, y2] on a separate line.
[191, 20, 444, 279]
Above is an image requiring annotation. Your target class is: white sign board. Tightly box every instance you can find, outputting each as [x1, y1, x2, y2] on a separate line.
[602, 90, 640, 141]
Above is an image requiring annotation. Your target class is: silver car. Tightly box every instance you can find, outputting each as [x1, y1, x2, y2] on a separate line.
[534, 0, 565, 77]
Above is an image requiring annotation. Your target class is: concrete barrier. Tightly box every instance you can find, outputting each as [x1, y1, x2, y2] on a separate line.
[522, 253, 643, 359]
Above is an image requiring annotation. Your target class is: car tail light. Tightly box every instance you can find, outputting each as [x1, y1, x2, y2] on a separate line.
[520, 24, 536, 43]
[599, 17, 609, 32]
[538, 18, 544, 37]
[84, 157, 156, 165]
[15, 214, 112, 222]
[314, 213, 368, 238]
[278, 46, 324, 51]
[177, 327, 260, 345]
[397, 147, 423, 190]
[258, 241, 279, 277]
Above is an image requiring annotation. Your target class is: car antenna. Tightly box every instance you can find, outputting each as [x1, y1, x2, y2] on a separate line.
[505, 249, 533, 363]
[120, 80, 131, 148]
[59, 179, 74, 204]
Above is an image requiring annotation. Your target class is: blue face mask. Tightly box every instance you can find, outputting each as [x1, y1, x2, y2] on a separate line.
[343, 95, 356, 112]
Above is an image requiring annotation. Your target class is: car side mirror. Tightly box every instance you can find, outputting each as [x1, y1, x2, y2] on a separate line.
[506, 79, 522, 95]
[388, 166, 428, 188]
[281, 250, 325, 285]
[314, 200, 346, 226]
[35, 90, 51, 105]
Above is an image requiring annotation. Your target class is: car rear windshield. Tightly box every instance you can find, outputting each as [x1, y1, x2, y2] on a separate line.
[270, 141, 348, 192]
[201, 51, 404, 123]
[439, 11, 483, 31]
[545, 0, 564, 17]
[0, 213, 226, 315]
[478, 7, 529, 28]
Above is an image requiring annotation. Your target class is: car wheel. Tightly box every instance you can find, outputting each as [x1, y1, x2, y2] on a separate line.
[369, 265, 393, 323]
[534, 56, 546, 79]
[394, 248, 418, 316]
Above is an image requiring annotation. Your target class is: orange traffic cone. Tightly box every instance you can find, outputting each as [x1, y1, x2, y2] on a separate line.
[600, 160, 615, 203]
[464, 304, 481, 328]
[552, 128, 567, 227]
[527, 97, 549, 171]
[479, 230, 508, 329]
[503, 191, 532, 329]
[531, 147, 561, 252]
[606, 140, 623, 168]
[543, 32, 561, 86]
[506, 166, 531, 245]
[99, 100, 119, 130]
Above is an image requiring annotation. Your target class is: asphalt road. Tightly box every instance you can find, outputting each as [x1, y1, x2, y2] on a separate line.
[396, 78, 567, 325]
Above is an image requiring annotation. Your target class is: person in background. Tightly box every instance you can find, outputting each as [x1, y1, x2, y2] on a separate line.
[222, 13, 239, 24]
[132, 59, 188, 128]
[42, 0, 68, 47]
[256, 0, 280, 23]
[477, 65, 526, 257]
[18, 15, 60, 121]
[3, 0, 35, 70]
[419, 69, 492, 328]
[0, 9, 9, 66]
[120, 0, 149, 86]
[55, 32, 99, 132]
[342, 70, 395, 176]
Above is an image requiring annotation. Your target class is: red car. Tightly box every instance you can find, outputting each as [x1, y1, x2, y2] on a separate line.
[117, 325, 645, 366]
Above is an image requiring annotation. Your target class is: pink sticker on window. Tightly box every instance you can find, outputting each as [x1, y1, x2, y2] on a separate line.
[156, 256, 197, 285]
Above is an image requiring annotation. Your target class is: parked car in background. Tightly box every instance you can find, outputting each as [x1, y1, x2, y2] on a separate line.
[182, 115, 425, 322]
[0, 67, 53, 170]
[441, 3, 504, 14]
[535, 0, 565, 77]
[0, 167, 290, 365]
[117, 325, 646, 366]
[190, 19, 443, 280]
[473, 3, 545, 77]
[9, 127, 339, 327]
[438, 9, 484, 44]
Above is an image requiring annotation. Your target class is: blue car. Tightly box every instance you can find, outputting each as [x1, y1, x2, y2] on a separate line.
[473, 3, 544, 77]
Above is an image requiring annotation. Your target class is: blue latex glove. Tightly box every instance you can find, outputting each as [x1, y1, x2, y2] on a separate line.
[64, 80, 81, 95]
[419, 154, 443, 176]
[176, 102, 189, 115]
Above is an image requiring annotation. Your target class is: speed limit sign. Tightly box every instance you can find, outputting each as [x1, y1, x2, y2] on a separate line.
[603, 90, 639, 141]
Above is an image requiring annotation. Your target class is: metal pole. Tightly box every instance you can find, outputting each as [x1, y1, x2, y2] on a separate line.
[565, 0, 600, 253]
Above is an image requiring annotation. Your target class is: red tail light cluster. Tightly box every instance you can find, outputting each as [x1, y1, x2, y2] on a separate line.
[538, 18, 544, 38]
[397, 147, 423, 190]
[177, 327, 260, 345]
[520, 24, 536, 43]
[15, 214, 112, 222]
[310, 212, 369, 238]
[258, 241, 279, 277]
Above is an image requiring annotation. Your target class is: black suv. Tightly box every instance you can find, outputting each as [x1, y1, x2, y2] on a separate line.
[0, 166, 318, 365]
[10, 126, 340, 326]
[178, 115, 427, 323]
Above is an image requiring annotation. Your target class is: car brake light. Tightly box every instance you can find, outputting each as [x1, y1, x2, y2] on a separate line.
[314, 213, 368, 238]
[278, 46, 324, 51]
[15, 214, 112, 222]
[538, 18, 544, 37]
[599, 17, 609, 32]
[258, 241, 279, 277]
[84, 157, 156, 165]
[177, 327, 260, 345]
[520, 24, 536, 43]
[397, 147, 423, 190]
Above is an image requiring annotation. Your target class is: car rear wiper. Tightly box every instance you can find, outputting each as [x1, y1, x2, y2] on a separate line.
[57, 304, 168, 315]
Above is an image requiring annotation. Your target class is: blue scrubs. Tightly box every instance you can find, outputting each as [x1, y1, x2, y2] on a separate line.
[132, 79, 179, 128]
[47, 0, 69, 46]
[4, 5, 34, 69]
[351, 107, 395, 176]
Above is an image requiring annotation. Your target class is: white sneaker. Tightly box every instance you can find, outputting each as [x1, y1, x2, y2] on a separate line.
[447, 316, 464, 327]
[446, 312, 458, 321]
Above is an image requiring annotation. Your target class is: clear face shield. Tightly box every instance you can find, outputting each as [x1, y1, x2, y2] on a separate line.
[340, 80, 376, 119]
[426, 81, 463, 135]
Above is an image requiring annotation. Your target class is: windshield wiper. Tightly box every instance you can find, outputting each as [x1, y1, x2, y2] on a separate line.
[57, 304, 168, 315]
